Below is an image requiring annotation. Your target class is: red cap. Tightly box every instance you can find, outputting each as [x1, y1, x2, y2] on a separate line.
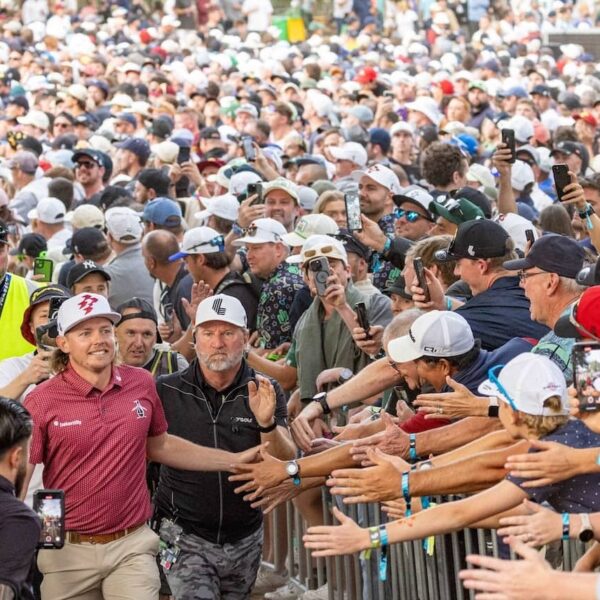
[533, 119, 550, 145]
[139, 29, 152, 44]
[354, 66, 378, 84]
[434, 79, 455, 95]
[554, 286, 600, 339]
[574, 111, 598, 127]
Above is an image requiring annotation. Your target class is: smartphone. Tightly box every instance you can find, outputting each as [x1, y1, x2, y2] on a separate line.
[242, 137, 256, 162]
[33, 489, 65, 549]
[308, 257, 330, 296]
[355, 301, 372, 339]
[344, 191, 362, 232]
[525, 229, 535, 246]
[552, 164, 571, 202]
[413, 257, 431, 303]
[501, 129, 516, 163]
[247, 182, 263, 205]
[177, 145, 191, 165]
[573, 342, 600, 412]
[33, 257, 53, 282]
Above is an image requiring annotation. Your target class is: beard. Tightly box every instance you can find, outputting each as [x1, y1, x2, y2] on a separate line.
[198, 349, 243, 372]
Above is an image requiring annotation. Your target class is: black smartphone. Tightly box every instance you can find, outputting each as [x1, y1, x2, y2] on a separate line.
[573, 342, 600, 412]
[33, 489, 65, 549]
[552, 164, 571, 202]
[355, 301, 372, 339]
[501, 129, 516, 163]
[33, 257, 53, 282]
[525, 229, 535, 246]
[413, 256, 430, 303]
[247, 182, 263, 205]
[177, 145, 191, 165]
[344, 191, 362, 232]
[242, 137, 256, 162]
[308, 257, 330, 296]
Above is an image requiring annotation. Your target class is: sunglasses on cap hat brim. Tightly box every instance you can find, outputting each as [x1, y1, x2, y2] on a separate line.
[487, 365, 518, 411]
[244, 225, 282, 241]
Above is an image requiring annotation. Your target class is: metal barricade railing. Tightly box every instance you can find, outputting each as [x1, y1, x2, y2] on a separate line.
[267, 489, 590, 600]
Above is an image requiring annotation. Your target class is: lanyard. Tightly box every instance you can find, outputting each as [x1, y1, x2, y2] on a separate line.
[0, 274, 11, 320]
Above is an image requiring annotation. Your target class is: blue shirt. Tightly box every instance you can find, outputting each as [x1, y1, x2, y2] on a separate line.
[455, 276, 549, 351]
[508, 420, 600, 513]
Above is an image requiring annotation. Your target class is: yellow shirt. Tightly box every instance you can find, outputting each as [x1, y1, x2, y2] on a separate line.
[0, 273, 37, 360]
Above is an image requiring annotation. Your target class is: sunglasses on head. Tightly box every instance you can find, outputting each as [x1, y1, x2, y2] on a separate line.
[188, 235, 225, 253]
[245, 225, 280, 241]
[487, 364, 518, 411]
[304, 245, 334, 259]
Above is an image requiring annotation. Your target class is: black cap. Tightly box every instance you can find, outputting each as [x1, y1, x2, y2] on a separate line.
[383, 275, 413, 300]
[151, 116, 174, 140]
[67, 260, 111, 289]
[335, 229, 372, 261]
[72, 148, 104, 167]
[531, 84, 552, 98]
[435, 220, 509, 262]
[63, 227, 108, 257]
[116, 297, 158, 324]
[137, 168, 171, 196]
[7, 95, 29, 111]
[502, 233, 585, 278]
[199, 127, 221, 140]
[20, 284, 71, 345]
[575, 256, 600, 287]
[454, 187, 493, 219]
[9, 233, 47, 257]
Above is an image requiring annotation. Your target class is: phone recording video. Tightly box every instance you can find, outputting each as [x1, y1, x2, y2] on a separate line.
[33, 490, 65, 549]
[242, 137, 256, 162]
[344, 192, 362, 232]
[573, 342, 600, 412]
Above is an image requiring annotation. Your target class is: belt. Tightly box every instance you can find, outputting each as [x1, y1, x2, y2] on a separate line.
[66, 523, 144, 545]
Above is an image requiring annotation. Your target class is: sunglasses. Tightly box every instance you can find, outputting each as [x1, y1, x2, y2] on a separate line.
[487, 365, 518, 411]
[75, 161, 97, 170]
[394, 208, 427, 223]
[568, 301, 600, 342]
[245, 225, 281, 241]
[304, 245, 334, 259]
[438, 198, 467, 219]
[188, 235, 225, 253]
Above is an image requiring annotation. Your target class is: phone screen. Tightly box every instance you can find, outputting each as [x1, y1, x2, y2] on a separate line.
[242, 137, 256, 161]
[345, 192, 362, 231]
[33, 258, 53, 282]
[34, 491, 65, 549]
[573, 342, 600, 412]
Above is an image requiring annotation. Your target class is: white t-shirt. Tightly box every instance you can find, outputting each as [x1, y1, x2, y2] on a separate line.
[0, 352, 44, 506]
[242, 0, 273, 31]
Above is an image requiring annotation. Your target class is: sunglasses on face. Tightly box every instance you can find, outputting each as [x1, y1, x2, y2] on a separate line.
[394, 208, 426, 223]
[487, 365, 518, 411]
[75, 161, 97, 170]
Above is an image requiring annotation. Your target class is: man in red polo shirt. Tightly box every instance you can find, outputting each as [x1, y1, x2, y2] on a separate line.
[24, 292, 260, 600]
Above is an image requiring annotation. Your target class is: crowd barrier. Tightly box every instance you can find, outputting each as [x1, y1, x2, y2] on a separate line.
[264, 492, 590, 600]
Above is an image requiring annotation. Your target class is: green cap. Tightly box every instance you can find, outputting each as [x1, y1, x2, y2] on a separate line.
[430, 196, 485, 226]
[468, 80, 487, 93]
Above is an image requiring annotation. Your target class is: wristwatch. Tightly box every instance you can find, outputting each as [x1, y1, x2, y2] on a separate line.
[313, 391, 331, 415]
[488, 396, 499, 418]
[579, 512, 594, 542]
[337, 368, 353, 385]
[286, 460, 301, 485]
[257, 419, 277, 433]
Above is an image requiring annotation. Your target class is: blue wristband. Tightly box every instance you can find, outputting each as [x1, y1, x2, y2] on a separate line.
[382, 237, 392, 254]
[378, 525, 388, 581]
[445, 296, 452, 311]
[409, 433, 418, 461]
[401, 471, 411, 516]
[562, 513, 570, 541]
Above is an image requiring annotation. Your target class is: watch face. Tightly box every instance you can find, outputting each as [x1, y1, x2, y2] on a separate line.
[286, 461, 299, 476]
[313, 392, 326, 401]
[580, 529, 594, 543]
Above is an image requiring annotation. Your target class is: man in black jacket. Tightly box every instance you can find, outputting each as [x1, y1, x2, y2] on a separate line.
[154, 294, 294, 599]
[0, 398, 40, 600]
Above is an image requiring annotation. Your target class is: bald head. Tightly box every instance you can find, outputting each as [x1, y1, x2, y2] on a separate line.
[142, 229, 180, 264]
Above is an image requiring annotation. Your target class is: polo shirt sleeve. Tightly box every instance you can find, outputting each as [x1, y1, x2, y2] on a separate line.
[23, 394, 47, 465]
[146, 379, 169, 437]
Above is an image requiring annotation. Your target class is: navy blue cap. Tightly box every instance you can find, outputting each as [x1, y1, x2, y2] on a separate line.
[116, 112, 137, 128]
[115, 137, 151, 162]
[369, 128, 391, 154]
[142, 197, 182, 227]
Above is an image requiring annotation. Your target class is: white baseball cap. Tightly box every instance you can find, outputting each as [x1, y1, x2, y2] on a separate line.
[466, 163, 495, 190]
[151, 140, 179, 164]
[229, 171, 262, 196]
[66, 204, 105, 230]
[388, 311, 475, 363]
[478, 353, 569, 416]
[233, 218, 288, 246]
[105, 208, 143, 244]
[390, 121, 414, 136]
[262, 177, 300, 204]
[406, 97, 442, 127]
[394, 186, 434, 214]
[195, 194, 239, 223]
[282, 214, 339, 247]
[195, 294, 247, 329]
[169, 226, 224, 261]
[502, 115, 534, 143]
[494, 212, 539, 252]
[352, 164, 402, 194]
[287, 234, 348, 265]
[329, 142, 368, 168]
[57, 293, 121, 336]
[28, 197, 66, 224]
[17, 110, 50, 131]
[511, 160, 535, 192]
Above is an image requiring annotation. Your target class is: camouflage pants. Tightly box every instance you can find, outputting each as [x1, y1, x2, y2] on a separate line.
[165, 526, 263, 600]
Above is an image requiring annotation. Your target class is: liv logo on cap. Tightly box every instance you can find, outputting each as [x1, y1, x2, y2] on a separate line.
[212, 298, 226, 316]
[78, 294, 99, 315]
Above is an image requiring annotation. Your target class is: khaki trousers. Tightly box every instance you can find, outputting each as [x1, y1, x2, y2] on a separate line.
[37, 524, 160, 600]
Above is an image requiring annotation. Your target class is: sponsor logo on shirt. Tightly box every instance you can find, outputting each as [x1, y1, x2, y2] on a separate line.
[53, 420, 82, 427]
[132, 399, 148, 419]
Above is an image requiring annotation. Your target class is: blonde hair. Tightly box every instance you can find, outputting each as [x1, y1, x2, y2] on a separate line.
[519, 395, 568, 438]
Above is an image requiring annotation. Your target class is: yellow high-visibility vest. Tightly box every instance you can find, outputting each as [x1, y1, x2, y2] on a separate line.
[0, 274, 36, 360]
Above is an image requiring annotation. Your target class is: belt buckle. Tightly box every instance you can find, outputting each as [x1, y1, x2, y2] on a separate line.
[86, 535, 96, 545]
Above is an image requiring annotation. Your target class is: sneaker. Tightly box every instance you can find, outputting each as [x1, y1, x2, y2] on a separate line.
[299, 584, 336, 600]
[253, 566, 289, 594]
[264, 581, 304, 599]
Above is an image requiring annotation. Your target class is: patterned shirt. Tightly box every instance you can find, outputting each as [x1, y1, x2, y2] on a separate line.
[256, 261, 304, 349]
[372, 212, 400, 290]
